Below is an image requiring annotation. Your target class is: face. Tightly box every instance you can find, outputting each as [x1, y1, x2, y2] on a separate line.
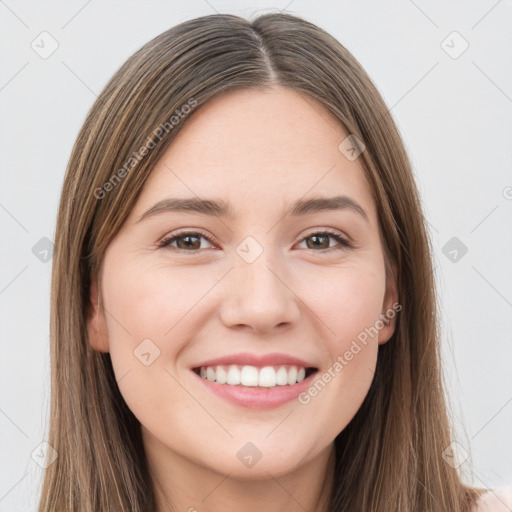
[88, 87, 398, 482]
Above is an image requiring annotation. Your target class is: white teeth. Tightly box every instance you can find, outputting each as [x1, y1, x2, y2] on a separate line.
[240, 365, 259, 386]
[216, 365, 227, 384]
[196, 364, 312, 387]
[276, 366, 288, 385]
[226, 365, 241, 385]
[258, 366, 277, 387]
[287, 366, 297, 385]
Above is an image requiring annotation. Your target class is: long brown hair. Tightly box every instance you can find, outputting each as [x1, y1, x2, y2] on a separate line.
[39, 12, 482, 511]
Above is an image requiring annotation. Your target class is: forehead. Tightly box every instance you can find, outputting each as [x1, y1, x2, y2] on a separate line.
[132, 87, 376, 222]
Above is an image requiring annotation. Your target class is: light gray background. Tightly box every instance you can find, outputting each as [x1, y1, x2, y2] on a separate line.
[1, 1, 511, 510]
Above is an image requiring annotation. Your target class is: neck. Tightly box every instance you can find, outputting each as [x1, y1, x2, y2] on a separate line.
[145, 435, 336, 512]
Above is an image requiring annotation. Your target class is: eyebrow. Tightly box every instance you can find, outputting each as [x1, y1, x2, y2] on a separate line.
[136, 195, 369, 224]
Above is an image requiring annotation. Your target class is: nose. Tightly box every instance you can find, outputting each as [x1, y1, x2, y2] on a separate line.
[219, 252, 300, 335]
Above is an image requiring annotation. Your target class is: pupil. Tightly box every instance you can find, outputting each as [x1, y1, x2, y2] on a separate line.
[178, 235, 199, 250]
[308, 234, 328, 250]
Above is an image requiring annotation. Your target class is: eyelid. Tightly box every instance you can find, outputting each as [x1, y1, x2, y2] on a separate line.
[157, 227, 352, 252]
[157, 228, 219, 250]
[295, 228, 352, 251]
[299, 227, 351, 244]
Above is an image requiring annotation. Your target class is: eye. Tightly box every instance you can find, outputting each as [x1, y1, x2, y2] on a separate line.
[157, 229, 351, 254]
[295, 230, 351, 252]
[157, 231, 216, 253]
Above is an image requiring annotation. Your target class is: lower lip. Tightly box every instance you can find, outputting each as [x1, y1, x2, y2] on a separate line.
[191, 370, 317, 410]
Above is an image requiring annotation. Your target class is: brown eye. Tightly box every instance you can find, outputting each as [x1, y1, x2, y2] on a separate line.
[158, 232, 215, 252]
[157, 229, 351, 254]
[297, 231, 351, 252]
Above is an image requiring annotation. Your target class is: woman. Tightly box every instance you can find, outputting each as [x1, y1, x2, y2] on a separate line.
[38, 11, 507, 512]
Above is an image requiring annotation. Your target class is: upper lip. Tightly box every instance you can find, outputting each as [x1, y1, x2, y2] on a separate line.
[191, 352, 318, 369]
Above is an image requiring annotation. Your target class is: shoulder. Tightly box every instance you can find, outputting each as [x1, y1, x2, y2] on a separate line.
[473, 485, 512, 512]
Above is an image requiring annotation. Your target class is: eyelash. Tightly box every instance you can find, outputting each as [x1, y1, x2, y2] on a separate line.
[157, 229, 352, 254]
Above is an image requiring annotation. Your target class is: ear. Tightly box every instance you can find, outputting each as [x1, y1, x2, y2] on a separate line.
[378, 261, 400, 345]
[87, 272, 110, 353]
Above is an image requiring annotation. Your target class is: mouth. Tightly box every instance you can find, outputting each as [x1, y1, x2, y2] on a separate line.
[191, 362, 319, 410]
[192, 364, 318, 388]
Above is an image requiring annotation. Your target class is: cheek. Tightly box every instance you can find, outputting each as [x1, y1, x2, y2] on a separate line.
[99, 261, 222, 421]
[103, 261, 209, 351]
[292, 265, 384, 429]
[299, 261, 386, 347]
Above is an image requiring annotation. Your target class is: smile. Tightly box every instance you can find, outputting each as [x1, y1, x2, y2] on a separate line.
[191, 360, 319, 409]
[193, 364, 317, 388]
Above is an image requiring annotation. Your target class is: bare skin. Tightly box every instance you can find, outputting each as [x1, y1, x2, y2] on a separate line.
[88, 86, 398, 512]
